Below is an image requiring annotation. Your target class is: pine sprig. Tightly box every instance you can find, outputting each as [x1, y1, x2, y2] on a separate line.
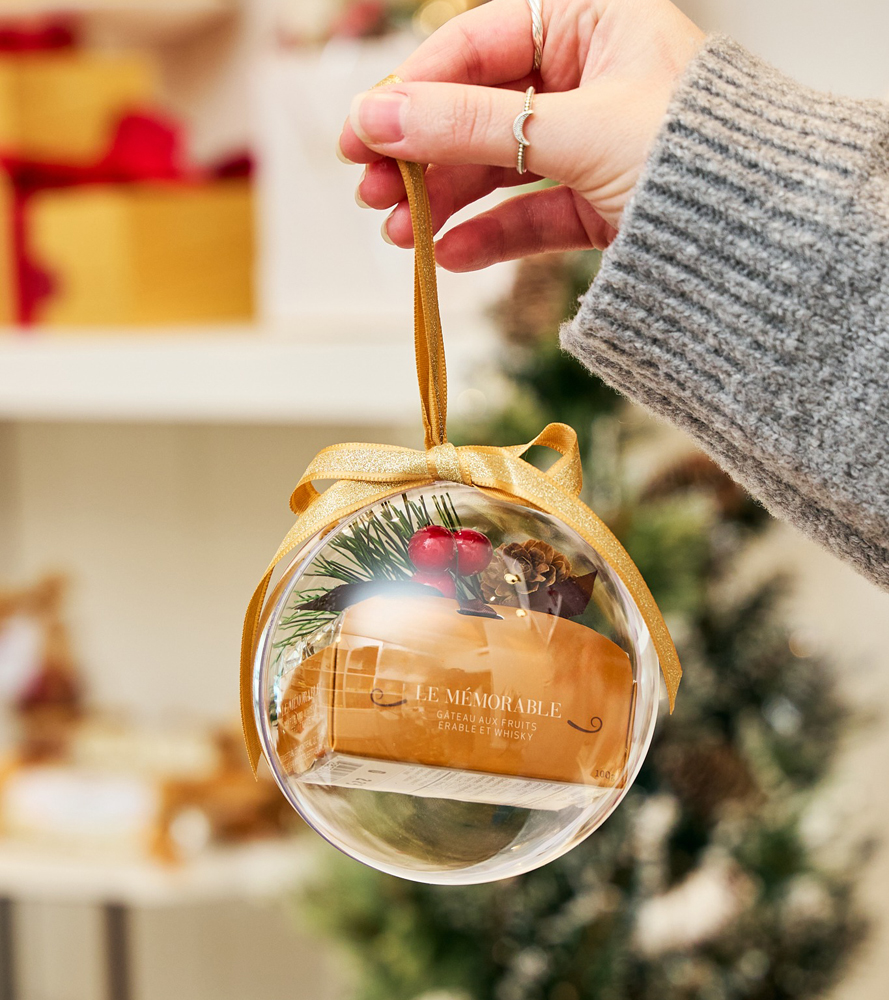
[275, 609, 338, 643]
[275, 491, 464, 648]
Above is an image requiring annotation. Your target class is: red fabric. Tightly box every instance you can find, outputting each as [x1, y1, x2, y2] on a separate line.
[2, 111, 185, 190]
[11, 195, 54, 325]
[328, 0, 388, 39]
[97, 112, 185, 182]
[15, 664, 81, 713]
[0, 18, 76, 53]
[213, 153, 253, 180]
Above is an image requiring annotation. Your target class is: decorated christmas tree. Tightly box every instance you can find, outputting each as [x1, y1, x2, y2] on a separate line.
[303, 253, 865, 1000]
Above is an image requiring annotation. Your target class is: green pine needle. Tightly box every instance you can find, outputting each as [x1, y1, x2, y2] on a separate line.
[274, 491, 463, 649]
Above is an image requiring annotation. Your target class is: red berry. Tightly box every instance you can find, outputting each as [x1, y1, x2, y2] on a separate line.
[408, 524, 456, 572]
[411, 570, 456, 598]
[453, 528, 493, 576]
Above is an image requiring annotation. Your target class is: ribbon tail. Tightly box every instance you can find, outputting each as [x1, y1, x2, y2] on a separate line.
[500, 423, 584, 496]
[241, 568, 273, 775]
[530, 490, 682, 710]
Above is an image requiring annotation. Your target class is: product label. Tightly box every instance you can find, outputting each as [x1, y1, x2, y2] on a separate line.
[300, 752, 612, 812]
[275, 596, 637, 792]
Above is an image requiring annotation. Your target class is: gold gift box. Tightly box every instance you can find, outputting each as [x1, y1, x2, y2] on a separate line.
[0, 174, 15, 323]
[29, 179, 255, 325]
[0, 53, 155, 163]
[277, 595, 636, 794]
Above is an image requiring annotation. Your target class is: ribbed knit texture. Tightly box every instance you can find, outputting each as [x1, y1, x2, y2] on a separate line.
[562, 35, 889, 591]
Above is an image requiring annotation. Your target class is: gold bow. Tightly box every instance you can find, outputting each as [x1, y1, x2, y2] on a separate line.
[240, 89, 681, 772]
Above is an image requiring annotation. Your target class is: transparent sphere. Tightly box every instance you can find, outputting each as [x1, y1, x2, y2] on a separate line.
[254, 484, 659, 884]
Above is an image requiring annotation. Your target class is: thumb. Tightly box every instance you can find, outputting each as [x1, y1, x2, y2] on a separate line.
[349, 82, 587, 185]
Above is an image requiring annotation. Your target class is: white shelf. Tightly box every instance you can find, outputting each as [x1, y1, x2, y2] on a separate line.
[0, 317, 497, 424]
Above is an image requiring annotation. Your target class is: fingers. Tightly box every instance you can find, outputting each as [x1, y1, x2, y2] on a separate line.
[395, 0, 539, 87]
[432, 185, 617, 272]
[339, 120, 384, 165]
[356, 157, 406, 208]
[359, 161, 541, 245]
[339, 77, 534, 166]
[349, 82, 578, 183]
[338, 0, 544, 165]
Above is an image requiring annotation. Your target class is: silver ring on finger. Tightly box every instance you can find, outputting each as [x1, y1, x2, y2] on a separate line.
[526, 0, 544, 72]
[513, 86, 536, 175]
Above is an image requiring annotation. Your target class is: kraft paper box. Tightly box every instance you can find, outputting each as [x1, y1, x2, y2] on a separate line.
[28, 179, 255, 325]
[0, 53, 155, 163]
[276, 596, 637, 806]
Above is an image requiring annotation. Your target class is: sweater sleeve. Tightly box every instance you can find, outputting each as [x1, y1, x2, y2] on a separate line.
[561, 34, 889, 591]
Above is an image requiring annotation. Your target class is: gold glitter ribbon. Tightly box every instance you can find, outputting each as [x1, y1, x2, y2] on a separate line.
[240, 92, 681, 772]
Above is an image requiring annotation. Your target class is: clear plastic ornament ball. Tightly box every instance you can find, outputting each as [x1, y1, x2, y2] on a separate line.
[253, 484, 660, 884]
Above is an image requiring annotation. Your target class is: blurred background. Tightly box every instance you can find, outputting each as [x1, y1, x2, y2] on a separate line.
[0, 2, 886, 1000]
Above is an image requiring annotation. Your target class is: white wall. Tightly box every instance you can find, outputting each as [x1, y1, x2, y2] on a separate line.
[0, 423, 18, 573]
[1, 419, 410, 725]
[681, 0, 889, 98]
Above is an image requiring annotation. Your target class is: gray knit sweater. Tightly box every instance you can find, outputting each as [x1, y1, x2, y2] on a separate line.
[562, 35, 889, 591]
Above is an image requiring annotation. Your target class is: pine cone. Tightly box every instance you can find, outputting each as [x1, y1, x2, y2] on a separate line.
[481, 540, 572, 604]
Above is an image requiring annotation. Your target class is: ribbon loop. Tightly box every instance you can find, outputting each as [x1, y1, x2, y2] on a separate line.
[505, 423, 584, 497]
[239, 110, 681, 774]
[377, 74, 448, 449]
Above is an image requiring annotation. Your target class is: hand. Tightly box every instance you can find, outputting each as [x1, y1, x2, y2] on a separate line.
[338, 0, 705, 271]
